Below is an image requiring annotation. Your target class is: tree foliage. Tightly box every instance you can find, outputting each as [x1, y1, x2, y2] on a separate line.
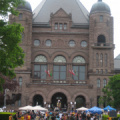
[0, 0, 25, 16]
[99, 74, 120, 108]
[0, 0, 25, 92]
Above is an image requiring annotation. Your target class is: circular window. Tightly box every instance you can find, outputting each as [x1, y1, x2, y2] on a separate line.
[46, 40, 52, 46]
[69, 40, 75, 47]
[34, 40, 40, 46]
[81, 41, 87, 47]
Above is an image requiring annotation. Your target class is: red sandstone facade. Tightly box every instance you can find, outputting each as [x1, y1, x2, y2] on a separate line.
[8, 0, 114, 110]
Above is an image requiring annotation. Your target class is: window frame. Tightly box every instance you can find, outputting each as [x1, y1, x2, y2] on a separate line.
[97, 79, 101, 88]
[19, 13, 23, 20]
[72, 65, 86, 80]
[96, 53, 99, 67]
[34, 64, 47, 79]
[59, 23, 63, 30]
[100, 53, 103, 67]
[64, 23, 67, 30]
[81, 41, 87, 47]
[103, 79, 107, 87]
[19, 77, 22, 87]
[100, 15, 103, 22]
[45, 39, 52, 47]
[105, 54, 108, 67]
[53, 65, 66, 80]
[69, 40, 76, 47]
[33, 55, 48, 79]
[54, 23, 58, 30]
[34, 39, 40, 46]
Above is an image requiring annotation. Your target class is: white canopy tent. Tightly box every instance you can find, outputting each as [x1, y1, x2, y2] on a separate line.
[76, 107, 88, 111]
[19, 105, 48, 111]
[19, 105, 33, 111]
[32, 106, 48, 111]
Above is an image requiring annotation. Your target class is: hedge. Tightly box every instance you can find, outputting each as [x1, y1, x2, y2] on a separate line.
[0, 112, 16, 120]
[102, 114, 120, 120]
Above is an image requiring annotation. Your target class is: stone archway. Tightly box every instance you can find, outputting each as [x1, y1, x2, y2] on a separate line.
[75, 95, 86, 108]
[33, 94, 44, 107]
[29, 91, 46, 105]
[72, 92, 89, 108]
[47, 88, 71, 103]
[51, 92, 67, 109]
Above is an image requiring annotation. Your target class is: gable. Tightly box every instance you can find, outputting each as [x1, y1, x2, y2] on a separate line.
[53, 8, 70, 18]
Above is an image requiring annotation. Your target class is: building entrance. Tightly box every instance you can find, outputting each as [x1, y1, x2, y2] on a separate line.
[75, 95, 86, 108]
[51, 92, 67, 110]
[33, 94, 43, 107]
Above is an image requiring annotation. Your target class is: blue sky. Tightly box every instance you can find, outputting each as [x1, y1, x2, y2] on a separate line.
[27, 0, 120, 58]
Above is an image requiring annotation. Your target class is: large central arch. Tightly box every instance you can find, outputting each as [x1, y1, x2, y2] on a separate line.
[51, 92, 67, 109]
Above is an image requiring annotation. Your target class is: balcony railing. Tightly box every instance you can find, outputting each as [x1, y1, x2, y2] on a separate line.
[91, 43, 114, 49]
[32, 79, 87, 85]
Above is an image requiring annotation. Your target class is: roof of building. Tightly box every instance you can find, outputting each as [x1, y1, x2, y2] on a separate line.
[115, 54, 120, 60]
[17, 1, 32, 12]
[90, 0, 111, 15]
[114, 54, 120, 70]
[33, 0, 89, 25]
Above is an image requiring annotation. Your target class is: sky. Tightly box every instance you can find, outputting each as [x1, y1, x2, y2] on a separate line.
[27, 0, 120, 58]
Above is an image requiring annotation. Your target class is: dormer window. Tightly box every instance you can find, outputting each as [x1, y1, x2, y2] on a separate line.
[55, 23, 58, 30]
[64, 23, 67, 30]
[59, 23, 63, 30]
[54, 23, 67, 30]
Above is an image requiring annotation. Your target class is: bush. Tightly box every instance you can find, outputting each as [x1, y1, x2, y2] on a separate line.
[0, 112, 16, 120]
[102, 114, 120, 120]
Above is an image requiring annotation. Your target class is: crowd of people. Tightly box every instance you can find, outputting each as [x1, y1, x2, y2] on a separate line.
[12, 110, 101, 120]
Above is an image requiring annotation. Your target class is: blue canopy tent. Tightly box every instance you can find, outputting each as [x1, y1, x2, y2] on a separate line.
[104, 105, 116, 111]
[86, 106, 102, 114]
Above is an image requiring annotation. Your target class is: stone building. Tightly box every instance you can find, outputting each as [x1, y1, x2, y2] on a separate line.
[9, 0, 114, 110]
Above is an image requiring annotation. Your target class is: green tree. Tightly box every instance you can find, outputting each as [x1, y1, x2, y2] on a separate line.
[0, 0, 25, 91]
[99, 74, 120, 108]
[0, 0, 24, 16]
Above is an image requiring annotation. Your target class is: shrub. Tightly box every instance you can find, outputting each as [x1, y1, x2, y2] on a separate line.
[0, 112, 16, 120]
[102, 114, 120, 120]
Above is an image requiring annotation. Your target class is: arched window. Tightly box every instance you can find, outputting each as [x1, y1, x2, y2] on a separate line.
[19, 13, 23, 20]
[21, 33, 24, 41]
[54, 56, 66, 63]
[97, 35, 106, 44]
[53, 56, 66, 80]
[103, 79, 107, 87]
[96, 53, 99, 67]
[99, 15, 103, 22]
[34, 55, 47, 79]
[73, 56, 85, 63]
[97, 79, 101, 88]
[72, 56, 86, 80]
[105, 54, 107, 67]
[19, 77, 22, 87]
[35, 55, 47, 62]
[100, 53, 103, 67]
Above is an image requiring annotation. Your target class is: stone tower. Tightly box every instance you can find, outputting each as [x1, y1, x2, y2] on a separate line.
[89, 0, 114, 105]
